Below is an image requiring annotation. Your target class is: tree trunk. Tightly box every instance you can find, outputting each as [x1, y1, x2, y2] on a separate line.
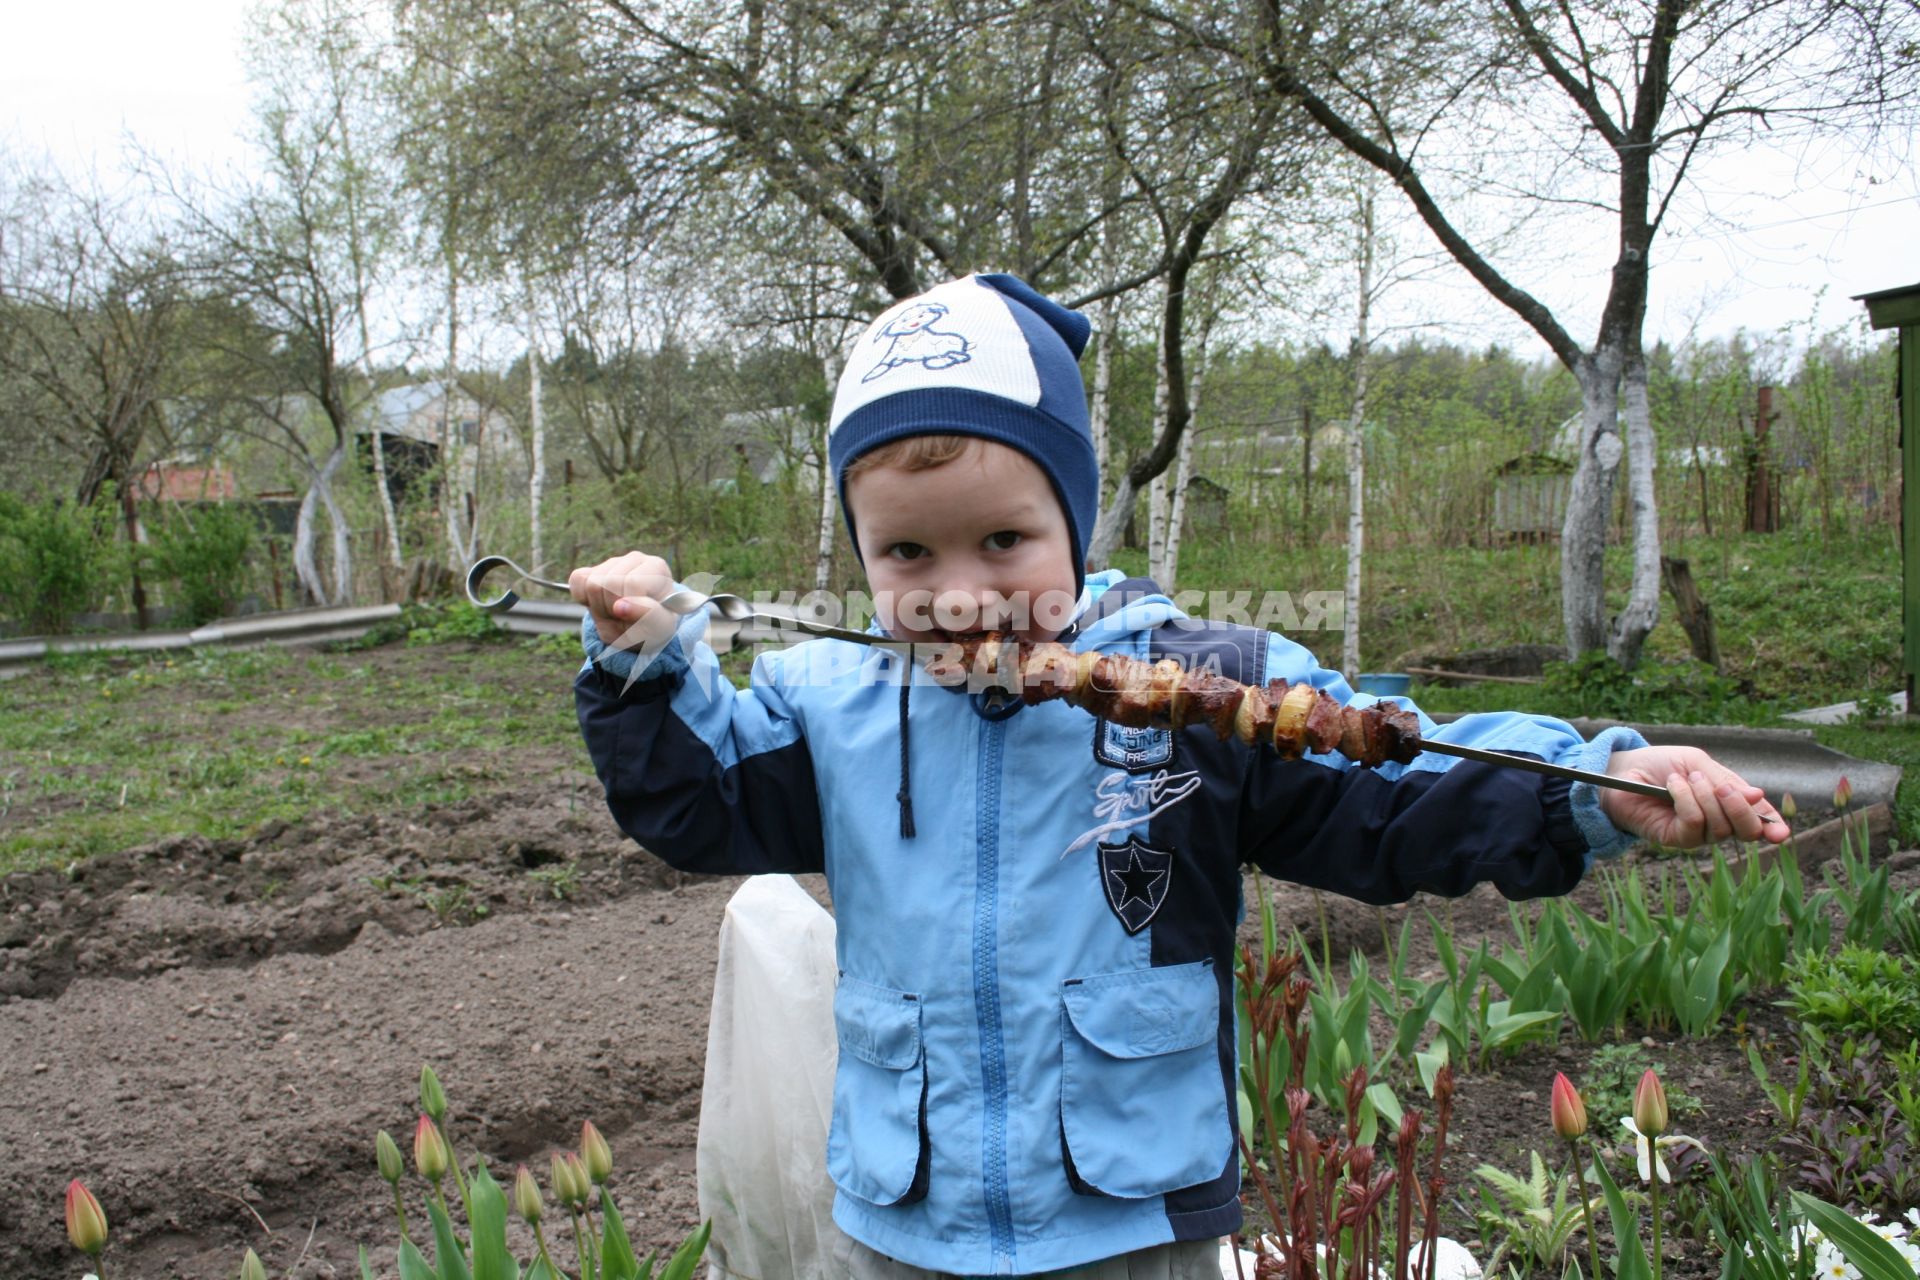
[118, 473, 149, 631]
[290, 442, 352, 608]
[1162, 330, 1208, 593]
[320, 443, 352, 605]
[1560, 351, 1626, 656]
[1609, 349, 1661, 667]
[1660, 556, 1721, 669]
[441, 267, 472, 575]
[526, 282, 547, 575]
[1301, 405, 1314, 543]
[1091, 291, 1117, 501]
[1088, 471, 1139, 570]
[814, 350, 844, 591]
[1162, 430, 1197, 592]
[1146, 281, 1174, 582]
[1343, 193, 1375, 683]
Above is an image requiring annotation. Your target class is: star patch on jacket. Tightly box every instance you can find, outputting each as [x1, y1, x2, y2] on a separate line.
[1098, 837, 1173, 934]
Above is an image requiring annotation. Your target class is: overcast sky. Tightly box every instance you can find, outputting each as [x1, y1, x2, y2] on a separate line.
[4, 0, 1916, 361]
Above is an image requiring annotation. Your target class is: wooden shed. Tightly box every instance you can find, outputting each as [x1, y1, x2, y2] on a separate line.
[1855, 281, 1920, 714]
[1491, 451, 1574, 542]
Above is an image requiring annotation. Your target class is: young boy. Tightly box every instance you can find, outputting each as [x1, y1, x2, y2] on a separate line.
[570, 274, 1786, 1278]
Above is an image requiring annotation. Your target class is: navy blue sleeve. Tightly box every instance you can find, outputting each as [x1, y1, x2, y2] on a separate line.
[1238, 755, 1590, 903]
[574, 611, 826, 877]
[1236, 633, 1645, 903]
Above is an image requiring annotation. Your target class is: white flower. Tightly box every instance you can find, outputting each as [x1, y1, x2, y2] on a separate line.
[1906, 1207, 1920, 1231]
[1814, 1245, 1860, 1280]
[1618, 1116, 1703, 1184]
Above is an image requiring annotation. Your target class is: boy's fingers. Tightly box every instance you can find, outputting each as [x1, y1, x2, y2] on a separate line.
[1687, 770, 1734, 841]
[1666, 772, 1703, 844]
[1712, 782, 1764, 842]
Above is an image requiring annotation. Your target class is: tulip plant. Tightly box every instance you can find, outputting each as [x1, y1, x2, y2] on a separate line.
[1234, 924, 1456, 1279]
[59, 1066, 708, 1280]
[1537, 1067, 1920, 1280]
[378, 1066, 709, 1280]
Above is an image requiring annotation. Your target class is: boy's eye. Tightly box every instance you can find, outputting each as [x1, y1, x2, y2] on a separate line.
[985, 531, 1023, 551]
[887, 542, 929, 561]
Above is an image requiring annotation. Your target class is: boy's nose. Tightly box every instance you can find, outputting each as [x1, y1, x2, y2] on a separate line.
[931, 586, 1015, 634]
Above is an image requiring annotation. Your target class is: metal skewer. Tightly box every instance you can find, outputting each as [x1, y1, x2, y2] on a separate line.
[471, 556, 1677, 802]
[465, 554, 903, 647]
[1413, 738, 1671, 799]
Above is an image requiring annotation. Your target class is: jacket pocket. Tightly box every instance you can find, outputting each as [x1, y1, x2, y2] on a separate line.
[1060, 960, 1232, 1198]
[827, 975, 929, 1206]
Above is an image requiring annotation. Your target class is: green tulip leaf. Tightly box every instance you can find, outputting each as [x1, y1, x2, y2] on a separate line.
[467, 1164, 519, 1280]
[600, 1186, 641, 1280]
[398, 1238, 439, 1280]
[429, 1196, 473, 1280]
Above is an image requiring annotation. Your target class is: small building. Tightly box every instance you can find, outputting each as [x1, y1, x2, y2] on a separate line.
[358, 381, 514, 502]
[1854, 280, 1920, 714]
[1182, 475, 1231, 535]
[709, 406, 821, 490]
[1491, 451, 1574, 542]
[136, 460, 237, 503]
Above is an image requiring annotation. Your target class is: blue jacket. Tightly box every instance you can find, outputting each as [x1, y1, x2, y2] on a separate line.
[575, 571, 1644, 1275]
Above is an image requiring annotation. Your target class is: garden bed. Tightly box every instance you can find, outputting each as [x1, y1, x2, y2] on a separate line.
[3, 639, 1916, 1277]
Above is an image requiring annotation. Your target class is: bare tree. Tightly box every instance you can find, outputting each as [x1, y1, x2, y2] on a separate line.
[1080, 13, 1287, 567]
[163, 99, 393, 606]
[1148, 0, 1919, 662]
[0, 166, 191, 626]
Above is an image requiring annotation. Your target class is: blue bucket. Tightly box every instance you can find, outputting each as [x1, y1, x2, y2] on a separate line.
[1354, 673, 1411, 698]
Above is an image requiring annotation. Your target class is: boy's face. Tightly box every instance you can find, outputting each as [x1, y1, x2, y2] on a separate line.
[847, 439, 1079, 645]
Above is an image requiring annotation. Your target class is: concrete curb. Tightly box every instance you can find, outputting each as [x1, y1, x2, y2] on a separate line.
[1431, 713, 1901, 813]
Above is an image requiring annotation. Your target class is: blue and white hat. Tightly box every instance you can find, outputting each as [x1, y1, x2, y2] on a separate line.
[828, 273, 1097, 595]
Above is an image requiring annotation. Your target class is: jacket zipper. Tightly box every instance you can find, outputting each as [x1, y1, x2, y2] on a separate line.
[972, 715, 1015, 1270]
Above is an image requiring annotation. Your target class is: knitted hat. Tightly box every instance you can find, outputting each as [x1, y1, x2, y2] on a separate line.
[828, 273, 1097, 596]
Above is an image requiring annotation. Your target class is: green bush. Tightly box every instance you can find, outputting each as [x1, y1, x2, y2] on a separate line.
[1538, 649, 1755, 723]
[144, 503, 255, 627]
[1783, 945, 1920, 1044]
[0, 491, 121, 635]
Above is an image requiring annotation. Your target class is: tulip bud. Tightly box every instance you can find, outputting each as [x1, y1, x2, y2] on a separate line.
[419, 1065, 447, 1123]
[1780, 792, 1797, 821]
[550, 1152, 578, 1206]
[580, 1121, 612, 1185]
[513, 1164, 543, 1225]
[1632, 1068, 1669, 1137]
[1551, 1072, 1587, 1139]
[375, 1129, 404, 1185]
[66, 1179, 108, 1256]
[240, 1247, 269, 1280]
[566, 1151, 592, 1203]
[1833, 776, 1853, 810]
[413, 1114, 450, 1182]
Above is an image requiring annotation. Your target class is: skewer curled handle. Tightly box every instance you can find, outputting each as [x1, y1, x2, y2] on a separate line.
[466, 555, 572, 613]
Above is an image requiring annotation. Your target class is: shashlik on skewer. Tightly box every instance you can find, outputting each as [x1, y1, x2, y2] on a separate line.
[920, 634, 1423, 769]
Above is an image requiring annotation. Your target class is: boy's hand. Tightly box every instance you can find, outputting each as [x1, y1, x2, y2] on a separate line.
[1597, 745, 1791, 848]
[569, 552, 678, 651]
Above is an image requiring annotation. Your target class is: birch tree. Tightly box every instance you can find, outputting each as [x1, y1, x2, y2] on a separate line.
[1343, 193, 1376, 682]
[1152, 0, 1919, 663]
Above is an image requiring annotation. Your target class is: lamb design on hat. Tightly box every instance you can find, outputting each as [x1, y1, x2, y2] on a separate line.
[861, 301, 973, 382]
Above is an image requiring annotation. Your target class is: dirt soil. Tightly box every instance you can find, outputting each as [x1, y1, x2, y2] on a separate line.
[0, 640, 1909, 1278]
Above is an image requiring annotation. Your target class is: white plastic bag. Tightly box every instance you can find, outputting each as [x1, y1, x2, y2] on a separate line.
[697, 874, 847, 1279]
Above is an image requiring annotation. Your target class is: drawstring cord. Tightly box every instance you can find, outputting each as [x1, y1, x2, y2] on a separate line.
[896, 656, 916, 839]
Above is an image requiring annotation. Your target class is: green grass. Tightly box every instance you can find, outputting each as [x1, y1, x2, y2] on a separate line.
[0, 638, 589, 874]
[3, 520, 1906, 868]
